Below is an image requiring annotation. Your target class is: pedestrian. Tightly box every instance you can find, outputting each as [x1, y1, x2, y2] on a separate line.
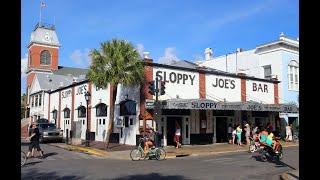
[228, 124, 233, 144]
[232, 125, 237, 145]
[245, 123, 251, 145]
[285, 124, 292, 142]
[27, 124, 44, 159]
[252, 126, 258, 141]
[174, 121, 181, 149]
[236, 124, 242, 146]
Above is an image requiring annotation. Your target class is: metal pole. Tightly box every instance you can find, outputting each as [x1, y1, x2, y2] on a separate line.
[236, 51, 238, 73]
[86, 100, 89, 147]
[225, 54, 228, 72]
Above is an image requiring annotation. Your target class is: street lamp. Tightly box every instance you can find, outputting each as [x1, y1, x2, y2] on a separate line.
[84, 91, 91, 147]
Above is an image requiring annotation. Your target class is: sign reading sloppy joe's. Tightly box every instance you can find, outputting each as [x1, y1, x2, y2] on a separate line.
[155, 70, 196, 85]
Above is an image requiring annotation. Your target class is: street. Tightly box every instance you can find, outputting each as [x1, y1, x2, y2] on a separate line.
[21, 143, 298, 180]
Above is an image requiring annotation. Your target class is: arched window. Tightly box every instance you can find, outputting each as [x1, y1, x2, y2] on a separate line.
[95, 103, 107, 117]
[288, 60, 299, 91]
[40, 50, 51, 65]
[77, 106, 86, 118]
[120, 100, 136, 116]
[63, 108, 70, 118]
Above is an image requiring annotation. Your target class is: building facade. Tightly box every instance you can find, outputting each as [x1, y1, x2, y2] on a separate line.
[197, 33, 299, 132]
[24, 24, 298, 145]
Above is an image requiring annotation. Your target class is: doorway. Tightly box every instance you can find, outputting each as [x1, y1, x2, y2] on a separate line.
[216, 117, 228, 143]
[166, 116, 182, 146]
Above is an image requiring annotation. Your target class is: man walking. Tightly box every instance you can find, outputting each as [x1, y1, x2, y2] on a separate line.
[27, 124, 44, 159]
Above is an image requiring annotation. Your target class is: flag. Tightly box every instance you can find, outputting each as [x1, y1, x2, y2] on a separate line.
[41, 1, 46, 8]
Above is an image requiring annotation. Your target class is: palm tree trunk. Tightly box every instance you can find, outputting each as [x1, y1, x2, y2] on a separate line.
[104, 84, 117, 149]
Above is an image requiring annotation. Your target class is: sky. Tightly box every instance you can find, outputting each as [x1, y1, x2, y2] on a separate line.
[21, 0, 299, 94]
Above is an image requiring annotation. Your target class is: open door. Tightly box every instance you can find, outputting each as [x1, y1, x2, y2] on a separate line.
[182, 117, 190, 145]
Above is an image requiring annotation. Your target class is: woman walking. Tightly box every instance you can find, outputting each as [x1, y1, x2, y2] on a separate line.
[236, 124, 242, 146]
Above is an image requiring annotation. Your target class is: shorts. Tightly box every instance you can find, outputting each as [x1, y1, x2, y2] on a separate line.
[174, 135, 181, 142]
[29, 141, 41, 151]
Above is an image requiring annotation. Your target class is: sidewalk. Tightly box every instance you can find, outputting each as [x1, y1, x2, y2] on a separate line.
[47, 140, 298, 160]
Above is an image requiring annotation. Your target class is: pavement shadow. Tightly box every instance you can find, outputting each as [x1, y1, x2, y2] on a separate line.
[22, 169, 83, 180]
[23, 161, 42, 167]
[115, 173, 189, 180]
[251, 154, 296, 170]
[43, 152, 58, 158]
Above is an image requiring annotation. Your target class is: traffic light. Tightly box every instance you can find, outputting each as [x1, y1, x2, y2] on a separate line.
[160, 81, 165, 95]
[148, 80, 155, 95]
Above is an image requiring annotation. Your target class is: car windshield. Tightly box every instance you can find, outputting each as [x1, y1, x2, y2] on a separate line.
[39, 123, 56, 129]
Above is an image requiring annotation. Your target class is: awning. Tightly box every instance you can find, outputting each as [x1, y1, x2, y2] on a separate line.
[145, 99, 298, 113]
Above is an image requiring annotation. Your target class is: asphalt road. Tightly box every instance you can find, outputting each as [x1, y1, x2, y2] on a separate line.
[21, 143, 298, 180]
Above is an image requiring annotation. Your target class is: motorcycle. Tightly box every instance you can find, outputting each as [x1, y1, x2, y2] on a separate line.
[259, 143, 283, 161]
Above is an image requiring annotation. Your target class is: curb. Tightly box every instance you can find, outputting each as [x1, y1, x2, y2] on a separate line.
[49, 144, 108, 157]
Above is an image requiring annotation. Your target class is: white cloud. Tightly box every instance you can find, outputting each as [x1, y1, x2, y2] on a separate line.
[158, 47, 180, 64]
[21, 54, 28, 78]
[135, 43, 145, 58]
[70, 49, 91, 67]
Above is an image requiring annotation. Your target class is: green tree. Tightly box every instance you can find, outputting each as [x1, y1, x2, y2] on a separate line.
[87, 39, 144, 148]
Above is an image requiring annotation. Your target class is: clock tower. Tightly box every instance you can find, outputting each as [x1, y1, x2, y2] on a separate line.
[26, 23, 61, 109]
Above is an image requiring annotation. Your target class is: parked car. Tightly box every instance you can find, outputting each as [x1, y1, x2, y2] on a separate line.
[30, 119, 63, 143]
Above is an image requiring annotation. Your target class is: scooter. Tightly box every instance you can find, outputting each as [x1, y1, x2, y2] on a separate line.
[259, 143, 283, 161]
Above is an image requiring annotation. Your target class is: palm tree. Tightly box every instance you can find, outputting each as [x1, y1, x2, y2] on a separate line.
[87, 39, 144, 148]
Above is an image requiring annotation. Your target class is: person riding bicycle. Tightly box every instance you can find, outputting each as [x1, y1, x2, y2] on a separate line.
[144, 126, 155, 156]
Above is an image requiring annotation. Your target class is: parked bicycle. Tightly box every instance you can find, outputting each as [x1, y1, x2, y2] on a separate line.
[21, 151, 27, 167]
[130, 137, 166, 161]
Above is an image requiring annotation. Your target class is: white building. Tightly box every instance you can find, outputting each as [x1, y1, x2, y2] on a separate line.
[196, 33, 299, 131]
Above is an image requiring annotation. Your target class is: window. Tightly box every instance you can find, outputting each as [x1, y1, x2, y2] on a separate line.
[125, 117, 129, 127]
[35, 95, 38, 107]
[96, 103, 107, 117]
[40, 50, 51, 65]
[63, 108, 70, 118]
[130, 118, 133, 125]
[99, 119, 101, 125]
[39, 94, 42, 106]
[83, 120, 85, 125]
[31, 96, 34, 107]
[29, 53, 32, 66]
[120, 100, 137, 116]
[77, 106, 86, 118]
[263, 65, 272, 79]
[103, 119, 105, 125]
[288, 60, 299, 91]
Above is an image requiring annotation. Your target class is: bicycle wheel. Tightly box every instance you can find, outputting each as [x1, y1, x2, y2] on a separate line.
[155, 148, 166, 161]
[21, 151, 27, 167]
[130, 147, 143, 161]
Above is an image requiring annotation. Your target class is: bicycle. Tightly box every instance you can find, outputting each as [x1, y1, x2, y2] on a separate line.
[21, 151, 27, 167]
[130, 137, 166, 161]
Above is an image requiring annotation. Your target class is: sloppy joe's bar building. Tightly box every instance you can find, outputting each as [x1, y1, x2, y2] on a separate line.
[25, 23, 298, 146]
[140, 59, 298, 146]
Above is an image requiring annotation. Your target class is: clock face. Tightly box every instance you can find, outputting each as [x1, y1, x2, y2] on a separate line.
[44, 32, 51, 42]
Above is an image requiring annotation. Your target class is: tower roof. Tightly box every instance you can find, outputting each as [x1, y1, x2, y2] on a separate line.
[28, 23, 60, 48]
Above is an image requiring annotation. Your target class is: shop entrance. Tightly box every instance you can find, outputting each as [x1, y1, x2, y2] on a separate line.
[166, 116, 182, 146]
[216, 117, 228, 143]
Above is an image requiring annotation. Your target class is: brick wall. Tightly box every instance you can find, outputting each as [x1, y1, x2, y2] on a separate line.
[199, 71, 206, 99]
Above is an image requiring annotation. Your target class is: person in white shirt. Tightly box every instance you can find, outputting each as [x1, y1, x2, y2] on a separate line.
[286, 124, 292, 142]
[174, 121, 181, 149]
[232, 125, 237, 145]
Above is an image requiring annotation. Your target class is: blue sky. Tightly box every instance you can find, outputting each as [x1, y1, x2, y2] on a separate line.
[21, 0, 299, 94]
